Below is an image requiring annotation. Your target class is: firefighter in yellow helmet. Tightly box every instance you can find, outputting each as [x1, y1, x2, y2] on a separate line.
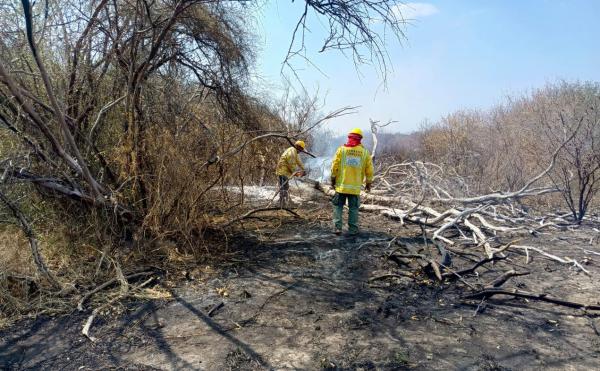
[330, 128, 374, 235]
[276, 140, 306, 207]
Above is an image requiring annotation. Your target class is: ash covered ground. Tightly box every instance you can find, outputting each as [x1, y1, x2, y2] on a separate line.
[2, 184, 600, 370]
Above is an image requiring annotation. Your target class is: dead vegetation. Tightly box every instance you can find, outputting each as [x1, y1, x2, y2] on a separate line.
[0, 0, 408, 327]
[417, 82, 600, 220]
[0, 3, 599, 369]
[2, 210, 598, 369]
[304, 89, 600, 311]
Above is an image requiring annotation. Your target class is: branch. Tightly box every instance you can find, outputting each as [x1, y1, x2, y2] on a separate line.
[435, 117, 584, 205]
[0, 189, 62, 290]
[511, 245, 590, 275]
[485, 270, 530, 288]
[88, 95, 126, 144]
[221, 207, 301, 228]
[21, 0, 104, 198]
[77, 271, 154, 311]
[463, 288, 600, 311]
[2, 167, 132, 219]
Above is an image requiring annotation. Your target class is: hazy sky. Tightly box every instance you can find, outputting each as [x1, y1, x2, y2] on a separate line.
[251, 1, 600, 134]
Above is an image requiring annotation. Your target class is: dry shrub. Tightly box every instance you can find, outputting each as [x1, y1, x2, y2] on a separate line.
[0, 0, 404, 323]
[417, 81, 600, 216]
[138, 92, 289, 250]
[0, 80, 297, 325]
[0, 224, 78, 324]
[141, 122, 222, 245]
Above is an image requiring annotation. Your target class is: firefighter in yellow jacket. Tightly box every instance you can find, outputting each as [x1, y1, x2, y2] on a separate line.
[276, 140, 306, 207]
[330, 128, 374, 235]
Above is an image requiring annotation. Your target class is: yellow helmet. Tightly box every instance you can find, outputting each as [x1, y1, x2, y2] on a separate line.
[349, 128, 363, 137]
[294, 140, 305, 149]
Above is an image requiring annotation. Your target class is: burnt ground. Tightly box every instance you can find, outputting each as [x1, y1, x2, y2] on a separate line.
[1, 206, 600, 370]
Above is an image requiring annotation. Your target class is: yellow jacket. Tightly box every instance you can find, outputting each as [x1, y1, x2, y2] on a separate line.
[276, 147, 304, 177]
[331, 145, 374, 195]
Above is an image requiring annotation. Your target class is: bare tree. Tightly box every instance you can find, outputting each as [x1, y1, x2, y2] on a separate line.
[537, 82, 600, 222]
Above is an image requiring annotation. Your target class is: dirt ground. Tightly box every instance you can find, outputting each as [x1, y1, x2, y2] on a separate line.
[2, 188, 600, 370]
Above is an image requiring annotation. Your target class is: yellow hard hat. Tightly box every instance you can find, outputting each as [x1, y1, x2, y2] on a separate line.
[295, 140, 305, 149]
[349, 128, 363, 137]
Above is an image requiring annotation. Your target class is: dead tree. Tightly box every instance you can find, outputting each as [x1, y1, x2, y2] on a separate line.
[546, 104, 600, 222]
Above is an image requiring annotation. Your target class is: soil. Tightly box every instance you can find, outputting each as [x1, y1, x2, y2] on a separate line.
[2, 187, 600, 370]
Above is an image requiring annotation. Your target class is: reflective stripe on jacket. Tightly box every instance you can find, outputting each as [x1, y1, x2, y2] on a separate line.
[276, 147, 304, 177]
[331, 145, 374, 195]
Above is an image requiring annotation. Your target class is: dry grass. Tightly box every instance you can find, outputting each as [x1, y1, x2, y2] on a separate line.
[0, 225, 66, 326]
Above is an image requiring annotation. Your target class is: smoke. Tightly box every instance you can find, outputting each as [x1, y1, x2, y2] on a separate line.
[303, 127, 377, 181]
[305, 156, 333, 182]
[304, 128, 342, 182]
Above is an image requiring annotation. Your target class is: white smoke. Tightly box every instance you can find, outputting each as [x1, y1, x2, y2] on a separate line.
[303, 127, 378, 182]
[303, 128, 342, 182]
[305, 156, 333, 182]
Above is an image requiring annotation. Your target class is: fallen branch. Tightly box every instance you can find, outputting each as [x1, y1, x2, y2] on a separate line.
[221, 207, 301, 228]
[442, 255, 507, 279]
[387, 251, 443, 281]
[463, 288, 600, 311]
[77, 271, 155, 311]
[485, 270, 530, 288]
[438, 264, 478, 290]
[82, 277, 155, 341]
[369, 272, 413, 282]
[208, 301, 225, 317]
[511, 245, 590, 275]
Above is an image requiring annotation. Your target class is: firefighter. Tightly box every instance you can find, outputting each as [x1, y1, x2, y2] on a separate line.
[330, 128, 373, 235]
[276, 140, 306, 208]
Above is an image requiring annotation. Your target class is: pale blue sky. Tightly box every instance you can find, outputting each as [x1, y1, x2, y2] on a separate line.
[251, 1, 600, 134]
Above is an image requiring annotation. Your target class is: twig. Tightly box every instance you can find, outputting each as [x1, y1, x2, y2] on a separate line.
[225, 281, 296, 331]
[442, 255, 506, 279]
[473, 298, 486, 316]
[485, 270, 530, 288]
[208, 301, 224, 317]
[82, 277, 155, 341]
[588, 316, 600, 336]
[77, 271, 154, 311]
[438, 263, 477, 290]
[357, 238, 390, 251]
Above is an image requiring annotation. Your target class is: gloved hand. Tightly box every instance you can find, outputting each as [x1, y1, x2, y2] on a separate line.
[330, 177, 336, 186]
[365, 183, 372, 193]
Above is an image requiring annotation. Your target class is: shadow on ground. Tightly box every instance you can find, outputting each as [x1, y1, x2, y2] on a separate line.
[2, 218, 600, 370]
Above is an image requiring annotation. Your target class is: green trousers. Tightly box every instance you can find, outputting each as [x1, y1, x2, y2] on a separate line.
[332, 192, 360, 233]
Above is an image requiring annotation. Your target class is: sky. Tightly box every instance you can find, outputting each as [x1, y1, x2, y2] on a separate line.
[250, 1, 600, 134]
